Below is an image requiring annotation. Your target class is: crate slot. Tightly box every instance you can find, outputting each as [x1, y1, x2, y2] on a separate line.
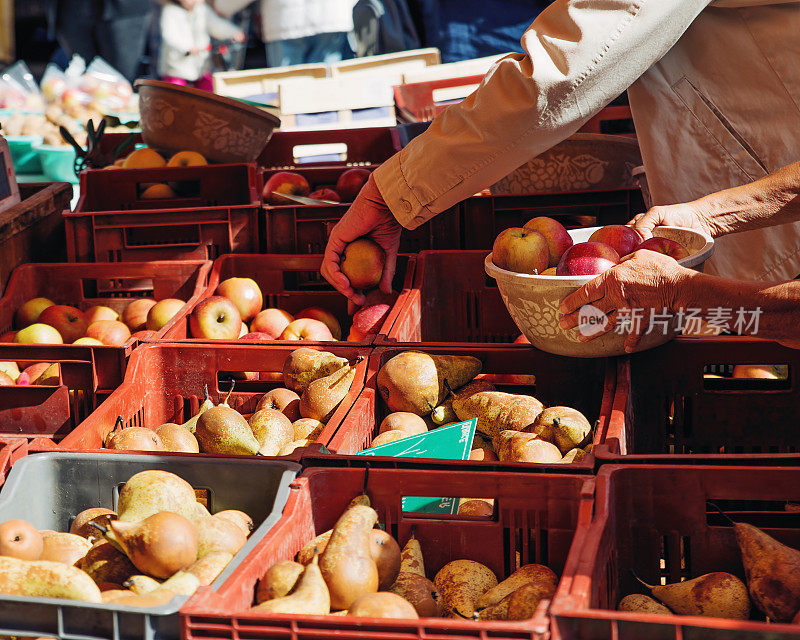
[125, 225, 202, 248]
[81, 277, 156, 299]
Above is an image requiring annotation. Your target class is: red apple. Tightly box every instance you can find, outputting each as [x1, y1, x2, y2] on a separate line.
[335, 168, 371, 202]
[215, 277, 263, 322]
[15, 372, 30, 385]
[15, 323, 63, 344]
[523, 217, 573, 267]
[122, 299, 157, 332]
[263, 171, 310, 205]
[146, 298, 186, 331]
[0, 372, 14, 386]
[280, 318, 334, 341]
[250, 308, 294, 339]
[240, 332, 274, 341]
[295, 308, 342, 340]
[637, 237, 690, 260]
[341, 238, 385, 290]
[85, 320, 131, 346]
[308, 188, 341, 202]
[0, 331, 17, 343]
[347, 328, 366, 342]
[556, 242, 620, 276]
[492, 227, 549, 275]
[15, 297, 54, 327]
[38, 305, 86, 343]
[189, 296, 242, 339]
[588, 225, 642, 258]
[28, 363, 60, 385]
[352, 304, 391, 337]
[83, 305, 120, 324]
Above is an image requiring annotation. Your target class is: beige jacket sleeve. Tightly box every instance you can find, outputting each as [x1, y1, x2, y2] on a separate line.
[375, 0, 711, 230]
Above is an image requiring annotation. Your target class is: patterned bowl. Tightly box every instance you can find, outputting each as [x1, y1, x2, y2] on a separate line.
[485, 226, 715, 357]
[134, 79, 281, 163]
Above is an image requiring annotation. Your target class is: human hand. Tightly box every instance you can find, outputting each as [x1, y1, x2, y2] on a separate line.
[321, 174, 402, 309]
[188, 47, 200, 55]
[630, 201, 716, 240]
[558, 250, 694, 352]
[233, 32, 246, 43]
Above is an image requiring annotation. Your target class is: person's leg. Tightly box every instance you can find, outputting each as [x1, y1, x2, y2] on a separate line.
[95, 11, 151, 82]
[306, 32, 352, 65]
[193, 74, 215, 92]
[55, 0, 99, 63]
[265, 37, 306, 67]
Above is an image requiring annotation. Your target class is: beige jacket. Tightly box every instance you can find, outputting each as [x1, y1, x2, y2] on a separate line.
[374, 0, 800, 281]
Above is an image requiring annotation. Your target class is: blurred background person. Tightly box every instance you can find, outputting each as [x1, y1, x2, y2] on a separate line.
[352, 0, 420, 57]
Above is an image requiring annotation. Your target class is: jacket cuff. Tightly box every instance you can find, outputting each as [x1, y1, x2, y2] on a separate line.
[373, 150, 436, 230]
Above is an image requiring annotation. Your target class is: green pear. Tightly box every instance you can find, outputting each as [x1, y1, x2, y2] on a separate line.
[299, 362, 358, 422]
[116, 470, 198, 522]
[195, 405, 260, 455]
[0, 556, 102, 602]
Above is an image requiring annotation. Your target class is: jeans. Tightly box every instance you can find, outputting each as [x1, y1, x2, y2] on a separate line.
[265, 31, 352, 67]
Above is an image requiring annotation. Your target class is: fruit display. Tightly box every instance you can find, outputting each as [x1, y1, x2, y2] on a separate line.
[263, 168, 371, 205]
[0, 470, 248, 604]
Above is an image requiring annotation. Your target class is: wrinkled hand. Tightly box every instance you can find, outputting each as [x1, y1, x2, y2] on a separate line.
[321, 174, 402, 309]
[558, 250, 693, 352]
[631, 201, 715, 240]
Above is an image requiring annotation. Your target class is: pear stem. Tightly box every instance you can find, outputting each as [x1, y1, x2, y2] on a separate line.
[707, 501, 737, 526]
[475, 430, 493, 441]
[452, 608, 472, 619]
[89, 521, 109, 534]
[113, 415, 123, 433]
[203, 383, 209, 404]
[223, 380, 236, 405]
[630, 570, 654, 591]
[443, 379, 454, 398]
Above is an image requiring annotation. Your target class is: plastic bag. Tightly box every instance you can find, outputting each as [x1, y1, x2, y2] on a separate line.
[83, 57, 135, 111]
[0, 61, 45, 112]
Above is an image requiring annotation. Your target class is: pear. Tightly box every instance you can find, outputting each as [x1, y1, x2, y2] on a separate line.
[530, 406, 591, 453]
[0, 519, 44, 560]
[256, 388, 301, 421]
[0, 556, 102, 602]
[106, 426, 165, 451]
[38, 532, 92, 565]
[618, 594, 673, 614]
[213, 510, 253, 536]
[432, 379, 496, 425]
[390, 573, 441, 617]
[249, 409, 293, 456]
[299, 361, 359, 422]
[79, 539, 137, 585]
[371, 530, 401, 590]
[104, 512, 199, 579]
[70, 507, 116, 539]
[117, 470, 198, 522]
[348, 592, 419, 619]
[319, 504, 380, 610]
[377, 352, 482, 415]
[434, 559, 497, 618]
[186, 551, 233, 586]
[195, 405, 260, 455]
[195, 516, 247, 558]
[560, 448, 590, 464]
[110, 588, 177, 607]
[458, 499, 494, 516]
[102, 589, 133, 603]
[478, 564, 557, 609]
[493, 431, 563, 463]
[124, 574, 162, 594]
[283, 348, 349, 394]
[154, 423, 199, 453]
[256, 560, 305, 603]
[157, 570, 201, 596]
[297, 530, 333, 565]
[280, 439, 311, 456]
[379, 412, 428, 435]
[735, 521, 800, 621]
[293, 418, 325, 441]
[506, 581, 555, 620]
[182, 385, 214, 433]
[636, 572, 750, 620]
[454, 391, 544, 437]
[396, 534, 425, 578]
[253, 555, 330, 615]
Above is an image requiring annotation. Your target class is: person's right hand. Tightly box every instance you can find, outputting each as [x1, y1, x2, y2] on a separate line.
[321, 174, 402, 308]
[631, 201, 716, 240]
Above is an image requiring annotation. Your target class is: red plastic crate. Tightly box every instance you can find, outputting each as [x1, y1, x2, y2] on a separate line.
[261, 165, 460, 254]
[551, 464, 800, 640]
[596, 336, 800, 465]
[320, 344, 615, 464]
[155, 253, 415, 347]
[258, 126, 396, 169]
[65, 163, 261, 262]
[393, 74, 485, 122]
[461, 188, 646, 250]
[59, 342, 370, 453]
[182, 464, 595, 640]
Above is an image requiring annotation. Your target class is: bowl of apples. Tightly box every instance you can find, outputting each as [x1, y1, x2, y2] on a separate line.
[485, 219, 714, 357]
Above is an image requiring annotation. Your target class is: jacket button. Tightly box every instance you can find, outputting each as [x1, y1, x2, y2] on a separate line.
[400, 198, 412, 212]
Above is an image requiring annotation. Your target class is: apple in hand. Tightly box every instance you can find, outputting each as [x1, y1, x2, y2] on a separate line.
[309, 188, 341, 202]
[556, 242, 620, 276]
[251, 308, 294, 339]
[215, 277, 263, 322]
[83, 305, 120, 324]
[38, 305, 86, 343]
[85, 320, 131, 346]
[14, 323, 63, 344]
[122, 299, 157, 332]
[335, 168, 371, 202]
[146, 298, 186, 331]
[15, 297, 54, 327]
[523, 217, 573, 267]
[637, 237, 690, 260]
[588, 225, 642, 258]
[295, 308, 342, 340]
[492, 227, 549, 275]
[263, 171, 310, 205]
[189, 296, 242, 339]
[280, 318, 334, 341]
[341, 238, 385, 290]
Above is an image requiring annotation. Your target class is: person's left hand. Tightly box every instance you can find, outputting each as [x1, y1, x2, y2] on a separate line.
[233, 31, 246, 43]
[558, 250, 693, 352]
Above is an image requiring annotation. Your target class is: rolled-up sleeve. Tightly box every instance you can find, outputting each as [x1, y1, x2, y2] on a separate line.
[375, 0, 711, 229]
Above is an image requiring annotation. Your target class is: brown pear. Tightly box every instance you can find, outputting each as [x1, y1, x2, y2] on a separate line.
[106, 427, 165, 451]
[371, 530, 401, 590]
[493, 431, 562, 463]
[157, 571, 201, 596]
[195, 516, 247, 558]
[454, 391, 544, 437]
[457, 499, 494, 516]
[348, 591, 419, 619]
[283, 348, 349, 394]
[377, 352, 482, 415]
[379, 412, 428, 436]
[213, 510, 253, 536]
[79, 539, 137, 585]
[124, 574, 162, 594]
[257, 388, 301, 421]
[154, 423, 200, 453]
[0, 519, 44, 560]
[186, 551, 233, 586]
[39, 532, 92, 565]
[432, 379, 496, 425]
[0, 556, 102, 602]
[293, 418, 325, 441]
[110, 588, 177, 608]
[478, 564, 557, 609]
[256, 560, 305, 603]
[390, 573, 441, 617]
[297, 530, 333, 565]
[102, 589, 132, 603]
[252, 555, 330, 615]
[249, 408, 294, 456]
[560, 448, 590, 464]
[505, 581, 555, 620]
[396, 535, 425, 577]
[618, 594, 673, 614]
[529, 406, 591, 453]
[280, 439, 310, 456]
[638, 572, 750, 620]
[116, 470, 197, 522]
[319, 504, 380, 610]
[108, 512, 198, 579]
[195, 405, 260, 455]
[434, 560, 497, 618]
[735, 521, 800, 621]
[70, 508, 116, 539]
[300, 362, 358, 422]
[369, 431, 409, 448]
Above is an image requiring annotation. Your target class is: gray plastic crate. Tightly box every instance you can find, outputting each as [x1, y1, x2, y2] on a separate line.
[0, 451, 299, 640]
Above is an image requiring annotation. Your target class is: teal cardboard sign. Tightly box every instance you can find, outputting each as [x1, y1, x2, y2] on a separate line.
[357, 419, 477, 514]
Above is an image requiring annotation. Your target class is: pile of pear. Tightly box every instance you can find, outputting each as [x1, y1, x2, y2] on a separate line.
[618, 517, 800, 623]
[374, 351, 594, 464]
[252, 492, 559, 621]
[104, 348, 361, 456]
[0, 470, 253, 606]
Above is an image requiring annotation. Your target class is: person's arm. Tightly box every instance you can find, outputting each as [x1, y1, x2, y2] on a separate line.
[212, 0, 254, 19]
[633, 160, 800, 239]
[205, 6, 245, 42]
